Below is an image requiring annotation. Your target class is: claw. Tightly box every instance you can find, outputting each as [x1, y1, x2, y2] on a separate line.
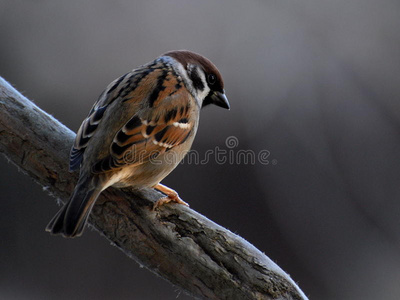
[153, 183, 189, 210]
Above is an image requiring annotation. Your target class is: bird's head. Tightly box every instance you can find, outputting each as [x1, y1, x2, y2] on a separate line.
[163, 50, 230, 110]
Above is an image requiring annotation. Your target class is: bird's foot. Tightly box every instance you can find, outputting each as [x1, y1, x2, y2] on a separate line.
[153, 183, 189, 210]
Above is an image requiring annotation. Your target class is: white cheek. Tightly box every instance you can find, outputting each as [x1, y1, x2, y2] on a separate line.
[175, 62, 194, 93]
[169, 58, 210, 107]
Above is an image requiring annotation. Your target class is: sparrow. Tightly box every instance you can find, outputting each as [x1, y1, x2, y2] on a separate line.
[46, 50, 230, 238]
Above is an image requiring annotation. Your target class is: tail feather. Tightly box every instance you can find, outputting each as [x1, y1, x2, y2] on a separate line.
[46, 205, 68, 235]
[46, 175, 102, 238]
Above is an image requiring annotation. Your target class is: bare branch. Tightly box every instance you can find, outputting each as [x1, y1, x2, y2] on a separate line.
[0, 76, 308, 300]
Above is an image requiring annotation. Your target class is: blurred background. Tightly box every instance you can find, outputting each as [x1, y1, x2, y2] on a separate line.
[1, 0, 399, 299]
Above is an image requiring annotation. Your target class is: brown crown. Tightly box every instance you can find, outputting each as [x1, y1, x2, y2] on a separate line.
[163, 50, 224, 91]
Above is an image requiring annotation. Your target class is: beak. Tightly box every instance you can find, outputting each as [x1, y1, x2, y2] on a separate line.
[210, 90, 230, 110]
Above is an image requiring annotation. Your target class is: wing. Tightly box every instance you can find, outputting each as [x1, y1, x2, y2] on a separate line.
[70, 59, 195, 174]
[91, 87, 194, 173]
[70, 59, 162, 171]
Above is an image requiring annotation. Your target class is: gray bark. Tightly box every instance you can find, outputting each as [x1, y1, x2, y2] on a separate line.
[0, 76, 308, 300]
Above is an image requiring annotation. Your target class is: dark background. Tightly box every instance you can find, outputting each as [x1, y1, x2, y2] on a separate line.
[1, 1, 400, 299]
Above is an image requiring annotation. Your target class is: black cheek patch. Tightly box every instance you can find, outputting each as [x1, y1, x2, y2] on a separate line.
[190, 68, 205, 91]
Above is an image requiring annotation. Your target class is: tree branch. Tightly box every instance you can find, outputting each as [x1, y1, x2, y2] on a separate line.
[0, 76, 308, 300]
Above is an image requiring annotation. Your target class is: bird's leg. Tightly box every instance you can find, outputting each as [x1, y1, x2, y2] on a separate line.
[153, 183, 189, 209]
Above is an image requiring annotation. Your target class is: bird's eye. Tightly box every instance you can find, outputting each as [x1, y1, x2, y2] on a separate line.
[207, 74, 216, 85]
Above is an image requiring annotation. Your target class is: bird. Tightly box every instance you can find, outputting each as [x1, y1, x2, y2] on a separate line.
[46, 50, 230, 238]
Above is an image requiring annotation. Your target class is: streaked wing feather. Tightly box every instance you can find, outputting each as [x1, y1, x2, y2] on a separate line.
[92, 89, 193, 174]
[69, 66, 155, 171]
[70, 58, 193, 174]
